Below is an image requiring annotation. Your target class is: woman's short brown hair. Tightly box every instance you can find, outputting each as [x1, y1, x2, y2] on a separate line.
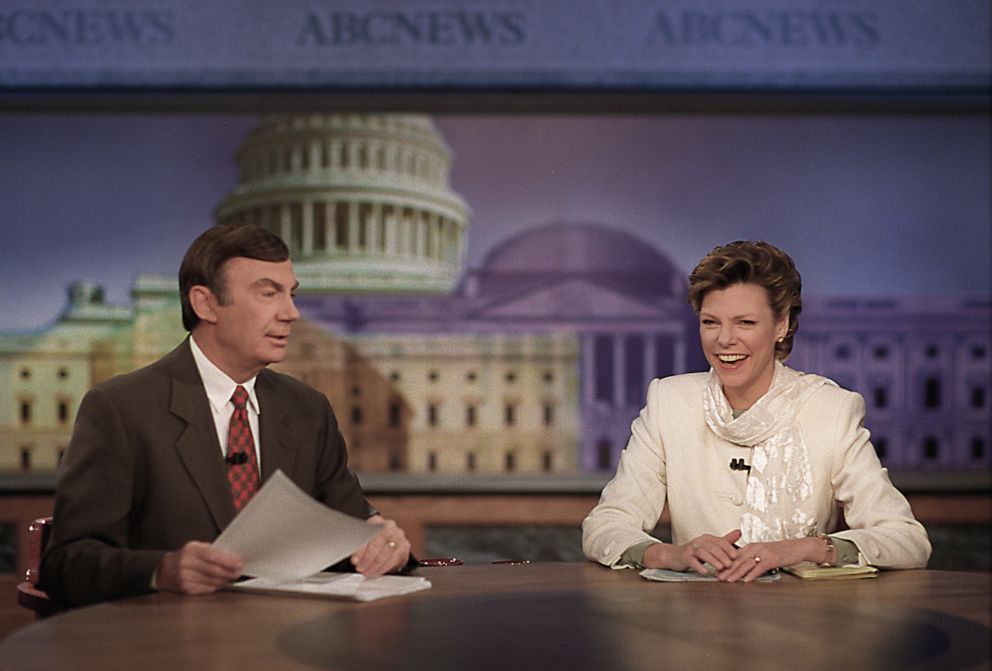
[687, 240, 802, 360]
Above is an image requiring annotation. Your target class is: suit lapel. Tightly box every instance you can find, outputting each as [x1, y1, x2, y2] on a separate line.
[168, 341, 237, 532]
[256, 370, 298, 482]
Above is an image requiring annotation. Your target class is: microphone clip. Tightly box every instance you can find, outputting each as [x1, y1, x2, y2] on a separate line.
[729, 458, 751, 472]
[226, 451, 249, 466]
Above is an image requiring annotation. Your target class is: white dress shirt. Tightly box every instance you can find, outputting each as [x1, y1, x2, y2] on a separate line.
[189, 335, 262, 470]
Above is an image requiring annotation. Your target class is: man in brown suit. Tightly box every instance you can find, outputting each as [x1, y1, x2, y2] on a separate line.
[42, 223, 411, 607]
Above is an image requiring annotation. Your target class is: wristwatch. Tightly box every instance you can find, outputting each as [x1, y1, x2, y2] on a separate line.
[817, 533, 837, 567]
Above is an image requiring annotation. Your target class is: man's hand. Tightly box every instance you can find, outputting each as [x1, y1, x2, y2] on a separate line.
[350, 515, 411, 577]
[154, 541, 243, 595]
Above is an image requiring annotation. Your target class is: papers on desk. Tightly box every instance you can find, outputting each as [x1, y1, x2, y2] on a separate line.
[231, 573, 432, 602]
[640, 568, 781, 583]
[781, 562, 879, 580]
[213, 469, 380, 581]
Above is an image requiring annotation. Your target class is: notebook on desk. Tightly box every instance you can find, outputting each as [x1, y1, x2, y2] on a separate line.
[781, 563, 878, 580]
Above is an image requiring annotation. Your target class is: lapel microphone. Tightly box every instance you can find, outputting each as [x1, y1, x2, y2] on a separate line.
[729, 458, 751, 472]
[226, 451, 249, 466]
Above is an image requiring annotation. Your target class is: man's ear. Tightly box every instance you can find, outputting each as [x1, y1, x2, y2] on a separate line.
[188, 285, 219, 325]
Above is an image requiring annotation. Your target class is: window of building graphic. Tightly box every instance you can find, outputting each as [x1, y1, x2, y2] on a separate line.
[504, 451, 516, 473]
[466, 371, 477, 382]
[351, 385, 361, 397]
[834, 345, 851, 360]
[57, 400, 69, 424]
[58, 367, 69, 380]
[19, 368, 30, 380]
[543, 403, 554, 426]
[924, 378, 942, 409]
[428, 403, 439, 427]
[972, 437, 986, 460]
[872, 387, 888, 409]
[20, 447, 32, 471]
[389, 371, 401, 382]
[971, 344, 987, 360]
[874, 438, 887, 460]
[388, 452, 402, 472]
[428, 370, 439, 382]
[654, 335, 675, 379]
[351, 406, 363, 425]
[925, 344, 939, 359]
[313, 206, 327, 251]
[971, 386, 987, 409]
[334, 206, 348, 249]
[543, 371, 554, 383]
[19, 400, 32, 425]
[624, 334, 646, 406]
[466, 452, 477, 472]
[872, 346, 889, 360]
[388, 401, 402, 428]
[594, 335, 614, 402]
[466, 404, 477, 427]
[542, 451, 553, 473]
[504, 403, 516, 426]
[596, 440, 612, 471]
[290, 204, 303, 252]
[923, 436, 940, 460]
[505, 371, 517, 383]
[427, 452, 437, 472]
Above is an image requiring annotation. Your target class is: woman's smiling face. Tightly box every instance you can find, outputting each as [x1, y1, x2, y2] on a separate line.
[698, 282, 788, 410]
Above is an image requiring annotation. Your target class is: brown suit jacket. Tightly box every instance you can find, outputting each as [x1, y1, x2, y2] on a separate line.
[42, 339, 373, 606]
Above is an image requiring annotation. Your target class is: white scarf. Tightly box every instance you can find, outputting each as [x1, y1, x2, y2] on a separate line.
[703, 362, 835, 544]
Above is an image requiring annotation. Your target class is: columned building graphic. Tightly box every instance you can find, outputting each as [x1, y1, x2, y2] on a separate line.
[214, 115, 469, 295]
[1, 114, 988, 475]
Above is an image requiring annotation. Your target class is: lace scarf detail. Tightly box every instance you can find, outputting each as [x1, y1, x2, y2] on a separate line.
[703, 362, 834, 543]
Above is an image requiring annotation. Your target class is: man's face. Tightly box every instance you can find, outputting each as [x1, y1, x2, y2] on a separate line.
[209, 257, 300, 381]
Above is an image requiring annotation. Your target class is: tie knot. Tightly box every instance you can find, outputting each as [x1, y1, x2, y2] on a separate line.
[231, 386, 249, 410]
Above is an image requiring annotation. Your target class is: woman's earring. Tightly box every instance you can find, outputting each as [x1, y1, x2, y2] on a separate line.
[776, 336, 785, 343]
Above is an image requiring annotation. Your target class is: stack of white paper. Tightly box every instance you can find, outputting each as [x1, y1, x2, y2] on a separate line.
[214, 470, 432, 602]
[232, 573, 432, 602]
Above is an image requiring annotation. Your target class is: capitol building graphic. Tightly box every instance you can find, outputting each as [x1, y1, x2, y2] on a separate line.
[1, 115, 989, 477]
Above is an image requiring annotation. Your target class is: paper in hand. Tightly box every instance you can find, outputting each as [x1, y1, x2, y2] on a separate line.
[213, 469, 379, 581]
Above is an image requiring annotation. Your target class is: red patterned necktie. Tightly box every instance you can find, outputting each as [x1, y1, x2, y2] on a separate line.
[227, 385, 259, 510]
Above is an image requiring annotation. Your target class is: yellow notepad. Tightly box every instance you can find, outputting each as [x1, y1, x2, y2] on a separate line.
[782, 562, 878, 580]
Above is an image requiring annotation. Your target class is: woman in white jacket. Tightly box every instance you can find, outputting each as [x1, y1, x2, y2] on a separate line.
[582, 241, 931, 581]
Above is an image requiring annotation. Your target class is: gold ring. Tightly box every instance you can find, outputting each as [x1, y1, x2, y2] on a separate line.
[753, 556, 761, 563]
[387, 540, 397, 549]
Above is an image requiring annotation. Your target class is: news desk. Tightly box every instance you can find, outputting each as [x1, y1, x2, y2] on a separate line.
[2, 563, 989, 671]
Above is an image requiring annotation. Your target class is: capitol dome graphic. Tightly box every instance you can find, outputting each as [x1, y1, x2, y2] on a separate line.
[215, 114, 469, 294]
[464, 221, 685, 304]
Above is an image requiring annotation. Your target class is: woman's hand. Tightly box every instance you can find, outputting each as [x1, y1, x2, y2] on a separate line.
[716, 537, 822, 582]
[644, 529, 743, 576]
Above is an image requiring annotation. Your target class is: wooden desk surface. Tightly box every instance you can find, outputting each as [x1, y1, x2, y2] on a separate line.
[2, 563, 989, 671]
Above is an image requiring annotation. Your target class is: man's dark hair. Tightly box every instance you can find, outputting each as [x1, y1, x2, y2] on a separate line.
[179, 223, 290, 331]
